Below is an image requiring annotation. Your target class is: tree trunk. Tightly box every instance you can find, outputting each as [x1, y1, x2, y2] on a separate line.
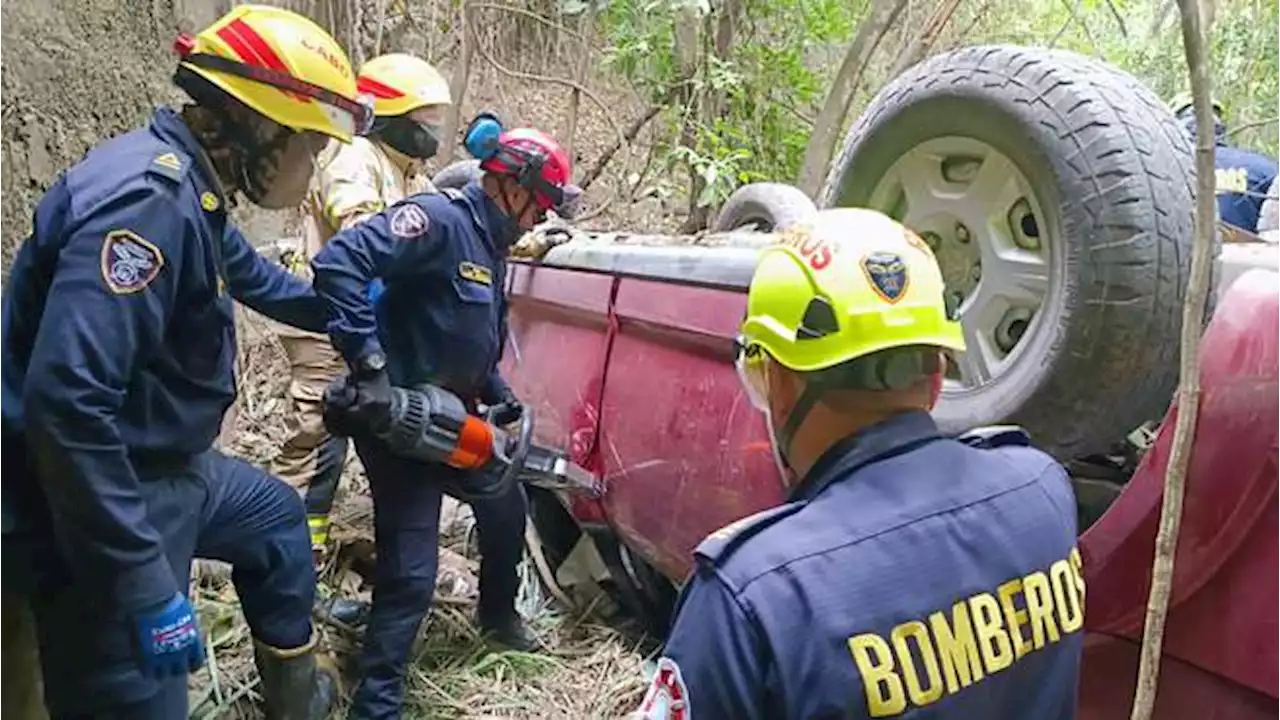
[1128, 0, 1215, 718]
[439, 0, 474, 166]
[795, 0, 911, 199]
[561, 4, 598, 167]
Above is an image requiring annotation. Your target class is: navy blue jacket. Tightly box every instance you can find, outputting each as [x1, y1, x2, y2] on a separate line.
[1214, 145, 1278, 233]
[311, 181, 517, 402]
[0, 108, 327, 609]
[641, 412, 1083, 719]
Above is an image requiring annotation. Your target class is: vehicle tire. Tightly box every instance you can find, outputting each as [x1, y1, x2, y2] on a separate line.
[713, 182, 818, 232]
[818, 45, 1209, 460]
[431, 159, 482, 190]
[1258, 176, 1279, 233]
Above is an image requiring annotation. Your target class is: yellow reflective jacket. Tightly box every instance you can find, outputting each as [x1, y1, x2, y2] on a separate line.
[280, 137, 434, 338]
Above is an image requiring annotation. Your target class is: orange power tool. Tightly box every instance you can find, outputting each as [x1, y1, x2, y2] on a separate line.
[370, 383, 599, 501]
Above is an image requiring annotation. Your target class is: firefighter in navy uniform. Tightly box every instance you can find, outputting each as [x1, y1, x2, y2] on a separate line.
[278, 53, 453, 575]
[635, 209, 1085, 720]
[0, 6, 373, 718]
[311, 125, 578, 720]
[1172, 95, 1279, 234]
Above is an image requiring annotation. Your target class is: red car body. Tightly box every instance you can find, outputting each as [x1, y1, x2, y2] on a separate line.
[500, 245, 1278, 717]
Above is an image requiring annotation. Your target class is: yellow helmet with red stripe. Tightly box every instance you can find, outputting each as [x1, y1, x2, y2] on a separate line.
[174, 4, 371, 142]
[357, 54, 452, 118]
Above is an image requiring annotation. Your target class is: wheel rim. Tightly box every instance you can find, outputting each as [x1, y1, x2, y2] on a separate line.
[868, 136, 1054, 392]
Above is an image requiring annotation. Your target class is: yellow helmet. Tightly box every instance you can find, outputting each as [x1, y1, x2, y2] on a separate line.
[740, 208, 965, 375]
[1169, 93, 1225, 118]
[174, 4, 372, 142]
[358, 53, 452, 118]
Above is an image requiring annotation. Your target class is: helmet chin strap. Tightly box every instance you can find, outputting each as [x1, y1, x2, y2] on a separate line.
[496, 179, 537, 240]
[770, 384, 821, 475]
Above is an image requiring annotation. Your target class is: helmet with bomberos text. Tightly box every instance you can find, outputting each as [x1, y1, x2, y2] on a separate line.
[173, 4, 371, 143]
[736, 208, 965, 408]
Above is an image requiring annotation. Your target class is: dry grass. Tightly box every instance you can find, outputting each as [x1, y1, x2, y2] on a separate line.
[189, 312, 654, 719]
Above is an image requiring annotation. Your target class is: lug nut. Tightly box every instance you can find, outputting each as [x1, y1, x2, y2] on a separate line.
[955, 223, 972, 244]
[971, 265, 982, 282]
[1009, 200, 1041, 251]
[922, 232, 943, 251]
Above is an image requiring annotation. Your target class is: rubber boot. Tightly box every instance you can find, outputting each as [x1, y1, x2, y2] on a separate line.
[477, 609, 538, 653]
[253, 632, 340, 720]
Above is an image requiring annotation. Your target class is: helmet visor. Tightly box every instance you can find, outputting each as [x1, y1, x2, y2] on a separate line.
[733, 335, 771, 411]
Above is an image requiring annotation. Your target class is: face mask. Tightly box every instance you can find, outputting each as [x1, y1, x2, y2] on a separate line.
[493, 181, 537, 245]
[242, 130, 315, 209]
[378, 116, 442, 160]
[735, 338, 795, 488]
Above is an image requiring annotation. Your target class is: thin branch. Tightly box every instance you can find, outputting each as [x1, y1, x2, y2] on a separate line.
[1058, 0, 1103, 56]
[467, 2, 600, 51]
[1103, 0, 1130, 39]
[1227, 115, 1280, 138]
[580, 101, 666, 191]
[373, 0, 388, 56]
[1129, 0, 1215, 717]
[467, 21, 626, 149]
[889, 0, 965, 77]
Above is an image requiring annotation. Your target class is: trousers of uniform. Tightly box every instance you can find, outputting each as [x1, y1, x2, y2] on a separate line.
[273, 332, 350, 551]
[29, 450, 316, 718]
[347, 437, 529, 720]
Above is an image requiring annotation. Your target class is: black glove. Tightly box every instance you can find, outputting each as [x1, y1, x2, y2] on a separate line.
[321, 376, 360, 437]
[350, 367, 393, 433]
[323, 360, 393, 436]
[486, 389, 524, 427]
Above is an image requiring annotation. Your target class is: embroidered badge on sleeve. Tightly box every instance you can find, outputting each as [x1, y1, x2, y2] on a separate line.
[100, 230, 165, 294]
[390, 203, 430, 239]
[638, 657, 691, 720]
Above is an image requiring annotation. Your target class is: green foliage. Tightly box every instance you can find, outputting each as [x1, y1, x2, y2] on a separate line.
[596, 0, 1279, 207]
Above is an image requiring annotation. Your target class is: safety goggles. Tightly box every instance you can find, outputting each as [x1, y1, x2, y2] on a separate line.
[176, 42, 375, 137]
[733, 335, 770, 411]
[490, 144, 566, 211]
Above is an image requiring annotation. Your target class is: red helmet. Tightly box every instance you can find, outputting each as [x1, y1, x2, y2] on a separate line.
[480, 127, 572, 212]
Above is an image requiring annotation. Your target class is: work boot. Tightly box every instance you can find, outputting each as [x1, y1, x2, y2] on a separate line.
[253, 633, 340, 720]
[477, 610, 538, 653]
[316, 596, 370, 628]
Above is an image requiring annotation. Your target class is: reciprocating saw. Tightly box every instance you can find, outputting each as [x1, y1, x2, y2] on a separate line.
[323, 379, 599, 502]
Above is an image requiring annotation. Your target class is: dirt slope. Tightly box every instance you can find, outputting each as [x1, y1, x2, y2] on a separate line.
[0, 0, 238, 270]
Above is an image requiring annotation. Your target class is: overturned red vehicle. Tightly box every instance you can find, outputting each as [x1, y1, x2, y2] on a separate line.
[479, 45, 1280, 718]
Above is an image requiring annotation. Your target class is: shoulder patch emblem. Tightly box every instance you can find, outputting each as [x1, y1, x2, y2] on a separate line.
[458, 261, 493, 286]
[200, 192, 220, 212]
[637, 657, 690, 720]
[861, 251, 909, 303]
[100, 230, 164, 294]
[149, 152, 185, 182]
[389, 202, 430, 239]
